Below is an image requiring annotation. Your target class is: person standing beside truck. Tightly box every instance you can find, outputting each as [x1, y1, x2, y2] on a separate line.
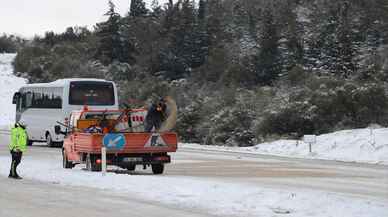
[145, 98, 167, 133]
[8, 121, 27, 179]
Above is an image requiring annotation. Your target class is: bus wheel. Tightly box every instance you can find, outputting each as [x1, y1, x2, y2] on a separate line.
[151, 164, 164, 175]
[46, 133, 54, 147]
[56, 141, 64, 148]
[27, 139, 33, 146]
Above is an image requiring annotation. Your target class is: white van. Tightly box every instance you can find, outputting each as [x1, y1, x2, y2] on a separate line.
[12, 78, 119, 147]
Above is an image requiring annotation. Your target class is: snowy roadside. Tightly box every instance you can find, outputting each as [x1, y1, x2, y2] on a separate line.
[0, 53, 27, 126]
[0, 155, 386, 217]
[180, 128, 388, 166]
[1, 53, 387, 165]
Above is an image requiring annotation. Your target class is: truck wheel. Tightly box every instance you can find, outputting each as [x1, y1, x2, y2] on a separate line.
[85, 154, 91, 171]
[126, 165, 136, 171]
[86, 154, 101, 172]
[151, 164, 164, 174]
[92, 162, 102, 172]
[62, 150, 73, 169]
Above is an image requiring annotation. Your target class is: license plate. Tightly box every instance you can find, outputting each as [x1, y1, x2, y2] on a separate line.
[122, 157, 142, 162]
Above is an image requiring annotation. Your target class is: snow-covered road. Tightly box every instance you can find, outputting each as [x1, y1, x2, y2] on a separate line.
[0, 139, 387, 217]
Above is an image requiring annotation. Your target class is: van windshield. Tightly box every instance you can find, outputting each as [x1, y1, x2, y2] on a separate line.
[69, 81, 115, 106]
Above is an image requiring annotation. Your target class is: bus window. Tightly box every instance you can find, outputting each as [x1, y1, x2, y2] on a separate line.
[17, 94, 23, 112]
[29, 87, 62, 109]
[25, 92, 32, 108]
[69, 81, 115, 106]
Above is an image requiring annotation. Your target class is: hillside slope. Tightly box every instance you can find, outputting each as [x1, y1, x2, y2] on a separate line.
[0, 53, 26, 126]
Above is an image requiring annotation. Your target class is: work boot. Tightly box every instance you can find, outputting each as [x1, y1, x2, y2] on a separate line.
[14, 172, 22, 179]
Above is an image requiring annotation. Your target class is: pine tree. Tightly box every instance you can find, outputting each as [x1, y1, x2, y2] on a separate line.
[206, 0, 227, 46]
[278, 0, 304, 72]
[198, 0, 206, 21]
[336, 1, 357, 77]
[150, 0, 163, 18]
[305, 0, 357, 77]
[254, 7, 282, 85]
[192, 0, 209, 67]
[158, 0, 198, 79]
[96, 1, 136, 65]
[130, 0, 148, 17]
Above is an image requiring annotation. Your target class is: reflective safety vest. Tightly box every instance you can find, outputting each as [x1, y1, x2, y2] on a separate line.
[8, 126, 27, 153]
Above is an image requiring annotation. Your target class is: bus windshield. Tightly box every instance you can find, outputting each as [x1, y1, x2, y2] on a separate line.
[69, 81, 115, 106]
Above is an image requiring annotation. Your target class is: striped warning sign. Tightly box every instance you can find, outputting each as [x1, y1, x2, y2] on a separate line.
[145, 133, 167, 147]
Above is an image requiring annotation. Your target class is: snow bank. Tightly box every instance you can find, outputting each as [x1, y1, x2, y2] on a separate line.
[0, 53, 27, 126]
[181, 128, 388, 165]
[0, 156, 386, 217]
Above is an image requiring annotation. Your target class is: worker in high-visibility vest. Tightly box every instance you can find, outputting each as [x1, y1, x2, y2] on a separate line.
[8, 121, 27, 179]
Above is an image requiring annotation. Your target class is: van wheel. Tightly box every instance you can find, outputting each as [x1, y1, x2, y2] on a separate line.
[151, 164, 164, 174]
[27, 139, 33, 146]
[62, 150, 73, 169]
[46, 133, 54, 147]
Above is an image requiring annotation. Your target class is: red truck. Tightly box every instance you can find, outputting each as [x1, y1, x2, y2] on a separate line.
[56, 108, 178, 174]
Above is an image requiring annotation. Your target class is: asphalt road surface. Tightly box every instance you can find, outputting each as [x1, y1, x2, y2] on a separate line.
[0, 133, 387, 217]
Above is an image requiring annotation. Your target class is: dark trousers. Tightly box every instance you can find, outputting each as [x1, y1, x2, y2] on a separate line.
[145, 117, 162, 132]
[9, 150, 22, 177]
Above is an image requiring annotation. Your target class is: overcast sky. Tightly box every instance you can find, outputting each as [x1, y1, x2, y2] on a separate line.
[0, 0, 168, 38]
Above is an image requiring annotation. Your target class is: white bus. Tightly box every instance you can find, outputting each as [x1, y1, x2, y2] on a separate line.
[12, 78, 119, 147]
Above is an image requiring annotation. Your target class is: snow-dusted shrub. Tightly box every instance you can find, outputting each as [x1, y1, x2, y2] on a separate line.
[206, 105, 255, 147]
[176, 101, 204, 143]
[259, 101, 315, 138]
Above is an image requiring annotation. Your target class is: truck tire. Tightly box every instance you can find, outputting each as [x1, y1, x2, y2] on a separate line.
[86, 154, 101, 172]
[126, 165, 136, 171]
[62, 150, 73, 169]
[151, 164, 164, 174]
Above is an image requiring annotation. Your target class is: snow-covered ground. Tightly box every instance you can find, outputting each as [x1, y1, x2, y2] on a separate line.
[0, 53, 387, 217]
[0, 155, 386, 217]
[0, 53, 26, 126]
[1, 53, 387, 165]
[182, 128, 388, 165]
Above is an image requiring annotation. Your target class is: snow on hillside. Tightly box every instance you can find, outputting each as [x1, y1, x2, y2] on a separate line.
[181, 128, 388, 165]
[0, 156, 386, 217]
[0, 53, 27, 126]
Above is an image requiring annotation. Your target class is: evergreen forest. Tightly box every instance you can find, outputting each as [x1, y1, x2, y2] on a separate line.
[2, 0, 388, 146]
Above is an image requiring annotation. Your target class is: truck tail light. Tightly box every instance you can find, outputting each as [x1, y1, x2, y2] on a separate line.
[154, 156, 170, 161]
[96, 159, 111, 164]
